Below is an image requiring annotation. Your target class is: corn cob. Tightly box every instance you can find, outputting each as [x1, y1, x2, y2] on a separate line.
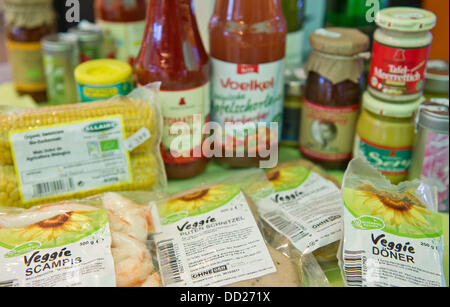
[0, 154, 163, 209]
[0, 96, 161, 165]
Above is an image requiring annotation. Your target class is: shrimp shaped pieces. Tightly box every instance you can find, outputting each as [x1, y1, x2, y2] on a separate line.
[111, 231, 154, 287]
[102, 193, 152, 242]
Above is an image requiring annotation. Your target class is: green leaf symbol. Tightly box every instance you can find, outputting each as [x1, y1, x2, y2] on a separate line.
[5, 241, 41, 258]
[352, 216, 385, 231]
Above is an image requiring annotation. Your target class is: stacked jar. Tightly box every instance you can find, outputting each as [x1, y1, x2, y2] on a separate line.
[353, 7, 437, 184]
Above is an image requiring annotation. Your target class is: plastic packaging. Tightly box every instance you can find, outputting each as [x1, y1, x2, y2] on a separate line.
[255, 160, 343, 287]
[338, 158, 446, 287]
[0, 84, 167, 208]
[0, 192, 162, 287]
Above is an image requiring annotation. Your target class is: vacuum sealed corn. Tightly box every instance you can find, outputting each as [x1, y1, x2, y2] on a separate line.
[151, 169, 305, 287]
[338, 158, 446, 287]
[0, 85, 167, 208]
[0, 192, 162, 287]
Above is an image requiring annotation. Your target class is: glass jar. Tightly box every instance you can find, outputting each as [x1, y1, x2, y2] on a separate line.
[3, 0, 56, 103]
[281, 74, 305, 147]
[368, 7, 436, 102]
[353, 91, 423, 185]
[424, 60, 449, 100]
[300, 28, 369, 170]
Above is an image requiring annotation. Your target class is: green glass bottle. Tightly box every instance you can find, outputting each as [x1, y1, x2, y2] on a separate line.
[282, 0, 306, 74]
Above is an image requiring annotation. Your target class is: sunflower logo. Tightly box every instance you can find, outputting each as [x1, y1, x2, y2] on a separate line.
[266, 166, 310, 192]
[11, 212, 93, 244]
[160, 185, 241, 219]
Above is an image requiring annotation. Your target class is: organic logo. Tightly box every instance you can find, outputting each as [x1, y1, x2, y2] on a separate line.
[352, 216, 385, 231]
[84, 121, 117, 133]
[162, 211, 189, 225]
[4, 242, 41, 258]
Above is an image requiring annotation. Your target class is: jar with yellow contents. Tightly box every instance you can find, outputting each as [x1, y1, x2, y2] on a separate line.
[353, 92, 423, 184]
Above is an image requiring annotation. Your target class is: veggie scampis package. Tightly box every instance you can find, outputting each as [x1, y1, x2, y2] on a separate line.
[338, 158, 446, 287]
[151, 169, 305, 287]
[255, 160, 343, 287]
[0, 84, 167, 209]
[0, 192, 162, 287]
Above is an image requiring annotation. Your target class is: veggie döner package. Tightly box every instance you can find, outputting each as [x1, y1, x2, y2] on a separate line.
[0, 192, 161, 287]
[0, 84, 167, 208]
[338, 158, 446, 287]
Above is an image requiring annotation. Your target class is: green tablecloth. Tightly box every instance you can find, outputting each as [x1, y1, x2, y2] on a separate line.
[166, 146, 449, 287]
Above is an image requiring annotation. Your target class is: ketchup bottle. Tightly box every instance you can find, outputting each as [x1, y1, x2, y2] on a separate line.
[210, 0, 287, 168]
[94, 0, 147, 65]
[136, 0, 210, 180]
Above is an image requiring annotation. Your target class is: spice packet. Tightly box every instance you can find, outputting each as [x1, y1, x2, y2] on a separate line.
[151, 169, 309, 287]
[0, 192, 162, 287]
[0, 84, 167, 209]
[254, 160, 343, 287]
[338, 157, 446, 287]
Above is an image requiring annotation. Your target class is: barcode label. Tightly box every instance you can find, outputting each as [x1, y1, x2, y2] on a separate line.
[264, 212, 309, 243]
[0, 279, 19, 287]
[343, 250, 365, 287]
[157, 240, 184, 286]
[32, 178, 75, 198]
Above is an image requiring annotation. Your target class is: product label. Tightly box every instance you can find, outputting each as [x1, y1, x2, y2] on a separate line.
[6, 41, 46, 92]
[154, 186, 276, 287]
[77, 81, 133, 102]
[354, 135, 413, 176]
[43, 55, 79, 105]
[257, 166, 342, 254]
[96, 19, 146, 65]
[9, 116, 132, 203]
[285, 30, 304, 71]
[211, 58, 285, 152]
[0, 209, 116, 287]
[421, 132, 449, 212]
[300, 99, 360, 161]
[369, 41, 431, 96]
[159, 83, 209, 164]
[342, 187, 445, 287]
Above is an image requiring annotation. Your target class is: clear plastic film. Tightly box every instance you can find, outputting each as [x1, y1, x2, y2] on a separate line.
[0, 191, 163, 287]
[338, 157, 446, 287]
[0, 83, 167, 208]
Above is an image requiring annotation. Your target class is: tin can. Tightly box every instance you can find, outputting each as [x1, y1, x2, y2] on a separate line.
[42, 33, 80, 105]
[69, 27, 104, 63]
[409, 99, 449, 212]
[282, 75, 305, 147]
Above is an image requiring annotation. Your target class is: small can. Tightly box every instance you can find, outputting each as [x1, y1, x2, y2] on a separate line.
[75, 59, 133, 103]
[68, 27, 104, 63]
[409, 99, 449, 212]
[424, 60, 449, 100]
[42, 33, 80, 105]
[281, 75, 305, 147]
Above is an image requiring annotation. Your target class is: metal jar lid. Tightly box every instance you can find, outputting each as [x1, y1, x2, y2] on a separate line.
[417, 99, 449, 134]
[68, 27, 103, 44]
[42, 33, 79, 53]
[285, 72, 306, 97]
[425, 60, 449, 95]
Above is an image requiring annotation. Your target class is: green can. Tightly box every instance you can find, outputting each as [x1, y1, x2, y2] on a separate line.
[42, 33, 80, 105]
[68, 27, 104, 63]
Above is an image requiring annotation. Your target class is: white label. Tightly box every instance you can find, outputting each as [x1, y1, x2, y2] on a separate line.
[257, 171, 342, 254]
[285, 30, 304, 70]
[125, 127, 151, 152]
[154, 191, 276, 287]
[10, 116, 132, 203]
[211, 58, 285, 143]
[0, 212, 116, 287]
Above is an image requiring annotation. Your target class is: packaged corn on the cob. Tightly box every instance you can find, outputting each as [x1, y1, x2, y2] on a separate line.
[0, 84, 167, 208]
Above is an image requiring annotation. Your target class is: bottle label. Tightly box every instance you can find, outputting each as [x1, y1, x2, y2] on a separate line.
[6, 41, 46, 92]
[211, 58, 285, 152]
[300, 99, 360, 161]
[77, 80, 133, 102]
[154, 187, 276, 287]
[9, 116, 132, 204]
[285, 29, 304, 71]
[369, 40, 431, 97]
[159, 83, 210, 165]
[353, 135, 413, 175]
[43, 55, 79, 105]
[96, 19, 146, 65]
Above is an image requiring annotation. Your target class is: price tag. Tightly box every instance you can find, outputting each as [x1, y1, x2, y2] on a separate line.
[125, 127, 151, 152]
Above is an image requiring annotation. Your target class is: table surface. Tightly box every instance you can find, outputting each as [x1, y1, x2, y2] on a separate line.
[167, 146, 450, 287]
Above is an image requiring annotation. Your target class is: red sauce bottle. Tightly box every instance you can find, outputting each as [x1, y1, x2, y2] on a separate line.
[136, 0, 210, 180]
[209, 0, 287, 168]
[94, 0, 147, 65]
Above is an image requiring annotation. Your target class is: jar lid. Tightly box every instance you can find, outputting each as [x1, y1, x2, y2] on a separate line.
[309, 27, 370, 56]
[375, 7, 436, 32]
[75, 59, 132, 86]
[285, 72, 306, 97]
[417, 99, 449, 133]
[425, 60, 449, 95]
[42, 33, 79, 53]
[362, 91, 423, 118]
[68, 28, 103, 43]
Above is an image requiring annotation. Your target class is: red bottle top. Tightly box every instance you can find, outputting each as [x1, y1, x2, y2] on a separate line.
[94, 0, 146, 22]
[136, 0, 210, 180]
